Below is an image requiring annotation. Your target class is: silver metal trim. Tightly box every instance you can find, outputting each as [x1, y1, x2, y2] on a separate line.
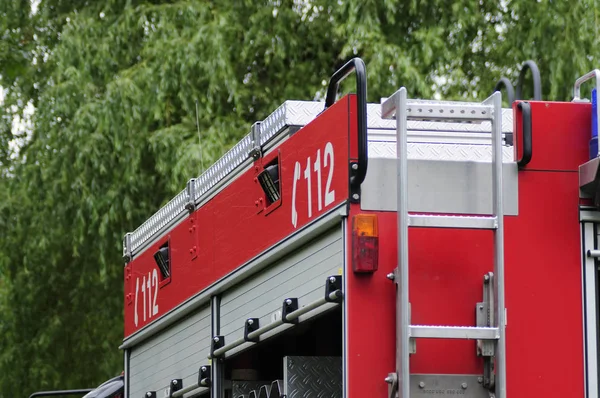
[123, 349, 129, 398]
[120, 205, 346, 349]
[408, 215, 498, 229]
[573, 69, 600, 101]
[360, 158, 519, 216]
[581, 208, 600, 222]
[488, 91, 507, 398]
[394, 87, 411, 398]
[409, 325, 499, 340]
[341, 218, 348, 398]
[582, 222, 599, 398]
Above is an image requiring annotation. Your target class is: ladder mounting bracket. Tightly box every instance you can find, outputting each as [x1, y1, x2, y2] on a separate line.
[244, 318, 260, 342]
[198, 365, 211, 387]
[476, 272, 496, 391]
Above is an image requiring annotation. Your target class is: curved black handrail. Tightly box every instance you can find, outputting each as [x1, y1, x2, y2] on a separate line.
[494, 77, 515, 105]
[324, 58, 368, 188]
[516, 60, 542, 101]
[517, 101, 532, 167]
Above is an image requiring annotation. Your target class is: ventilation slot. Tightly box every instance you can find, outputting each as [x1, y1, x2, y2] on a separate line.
[153, 241, 170, 280]
[257, 158, 281, 206]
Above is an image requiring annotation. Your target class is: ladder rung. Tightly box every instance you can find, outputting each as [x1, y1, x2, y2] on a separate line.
[408, 215, 498, 229]
[381, 95, 495, 122]
[406, 102, 494, 122]
[410, 325, 499, 340]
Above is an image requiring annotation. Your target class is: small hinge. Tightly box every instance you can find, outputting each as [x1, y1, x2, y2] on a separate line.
[211, 335, 225, 357]
[168, 379, 182, 398]
[349, 162, 361, 203]
[185, 178, 197, 212]
[244, 318, 260, 342]
[144, 392, 157, 398]
[123, 233, 133, 264]
[282, 298, 299, 324]
[198, 365, 211, 387]
[325, 275, 343, 303]
[249, 121, 262, 160]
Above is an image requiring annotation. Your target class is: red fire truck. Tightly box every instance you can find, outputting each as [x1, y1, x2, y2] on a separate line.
[99, 58, 600, 398]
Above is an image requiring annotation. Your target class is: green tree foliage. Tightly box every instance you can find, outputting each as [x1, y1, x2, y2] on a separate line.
[1, 0, 599, 395]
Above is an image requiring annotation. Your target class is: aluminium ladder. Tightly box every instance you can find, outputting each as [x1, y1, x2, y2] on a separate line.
[381, 88, 506, 398]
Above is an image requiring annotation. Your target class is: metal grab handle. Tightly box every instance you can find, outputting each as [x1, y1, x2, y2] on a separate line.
[516, 60, 542, 101]
[494, 77, 515, 105]
[493, 60, 541, 104]
[573, 69, 600, 101]
[517, 102, 532, 167]
[324, 57, 368, 187]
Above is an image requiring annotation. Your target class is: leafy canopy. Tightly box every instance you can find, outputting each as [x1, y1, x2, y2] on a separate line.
[1, 0, 599, 396]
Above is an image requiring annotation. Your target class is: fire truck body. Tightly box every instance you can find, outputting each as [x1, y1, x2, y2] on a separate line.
[120, 59, 599, 398]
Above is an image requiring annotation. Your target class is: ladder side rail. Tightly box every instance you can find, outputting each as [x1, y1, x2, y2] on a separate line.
[396, 87, 411, 398]
[487, 91, 507, 398]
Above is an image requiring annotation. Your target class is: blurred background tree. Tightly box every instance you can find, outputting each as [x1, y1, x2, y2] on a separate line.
[0, 0, 598, 395]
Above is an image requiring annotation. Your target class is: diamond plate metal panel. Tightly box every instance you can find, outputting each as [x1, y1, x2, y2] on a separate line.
[284, 356, 342, 398]
[368, 142, 514, 162]
[232, 381, 271, 398]
[368, 108, 513, 135]
[259, 101, 325, 146]
[128, 188, 188, 256]
[193, 133, 253, 202]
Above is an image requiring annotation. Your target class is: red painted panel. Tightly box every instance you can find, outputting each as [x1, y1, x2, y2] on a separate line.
[346, 169, 586, 397]
[345, 210, 491, 398]
[504, 170, 584, 398]
[514, 101, 590, 171]
[124, 95, 356, 337]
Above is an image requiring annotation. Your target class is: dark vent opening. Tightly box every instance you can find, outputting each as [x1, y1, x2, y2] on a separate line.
[258, 158, 281, 206]
[153, 242, 170, 280]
